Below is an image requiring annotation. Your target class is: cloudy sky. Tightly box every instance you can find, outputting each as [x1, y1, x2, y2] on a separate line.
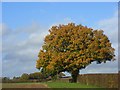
[1, 2, 118, 78]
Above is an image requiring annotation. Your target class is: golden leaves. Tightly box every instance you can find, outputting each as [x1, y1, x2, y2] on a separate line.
[46, 65, 54, 71]
[36, 23, 115, 74]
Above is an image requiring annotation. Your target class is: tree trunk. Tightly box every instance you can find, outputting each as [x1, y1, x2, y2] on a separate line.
[71, 69, 79, 83]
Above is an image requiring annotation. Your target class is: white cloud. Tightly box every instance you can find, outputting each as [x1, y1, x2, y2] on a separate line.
[2, 22, 49, 77]
[0, 23, 12, 37]
[97, 11, 118, 46]
[0, 24, 2, 36]
[81, 61, 118, 74]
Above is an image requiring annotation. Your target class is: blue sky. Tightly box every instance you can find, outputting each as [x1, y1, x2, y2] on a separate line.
[3, 2, 117, 29]
[1, 2, 118, 78]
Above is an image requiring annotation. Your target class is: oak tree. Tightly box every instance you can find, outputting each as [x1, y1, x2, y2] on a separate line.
[36, 23, 115, 82]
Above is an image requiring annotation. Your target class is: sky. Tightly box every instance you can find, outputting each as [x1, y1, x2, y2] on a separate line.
[1, 2, 118, 78]
[1, 0, 119, 2]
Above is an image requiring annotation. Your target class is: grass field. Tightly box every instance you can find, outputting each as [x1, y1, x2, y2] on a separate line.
[2, 82, 100, 88]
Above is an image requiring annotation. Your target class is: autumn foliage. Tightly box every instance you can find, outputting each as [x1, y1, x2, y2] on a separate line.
[36, 23, 115, 82]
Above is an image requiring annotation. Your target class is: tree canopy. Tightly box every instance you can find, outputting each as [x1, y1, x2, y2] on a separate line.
[36, 23, 115, 82]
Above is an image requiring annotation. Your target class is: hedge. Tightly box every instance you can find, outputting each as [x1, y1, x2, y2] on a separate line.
[77, 73, 119, 88]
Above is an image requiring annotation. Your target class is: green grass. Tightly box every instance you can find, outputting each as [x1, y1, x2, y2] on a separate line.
[44, 82, 100, 88]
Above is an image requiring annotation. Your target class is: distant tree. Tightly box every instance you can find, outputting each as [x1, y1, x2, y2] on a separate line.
[20, 73, 29, 80]
[13, 76, 20, 80]
[0, 77, 2, 83]
[36, 23, 115, 82]
[29, 72, 44, 80]
[2, 77, 11, 83]
[2, 77, 10, 81]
